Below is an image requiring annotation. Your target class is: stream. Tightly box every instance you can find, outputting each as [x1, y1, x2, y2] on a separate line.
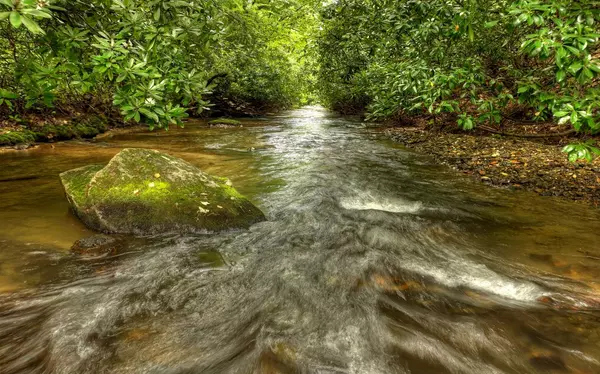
[1, 106, 600, 373]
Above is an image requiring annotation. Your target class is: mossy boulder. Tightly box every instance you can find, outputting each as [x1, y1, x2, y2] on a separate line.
[60, 148, 265, 234]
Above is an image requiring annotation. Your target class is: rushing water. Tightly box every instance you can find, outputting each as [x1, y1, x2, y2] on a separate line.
[1, 107, 600, 374]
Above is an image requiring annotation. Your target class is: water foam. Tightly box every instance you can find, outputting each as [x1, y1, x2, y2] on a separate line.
[340, 195, 422, 214]
[404, 257, 546, 303]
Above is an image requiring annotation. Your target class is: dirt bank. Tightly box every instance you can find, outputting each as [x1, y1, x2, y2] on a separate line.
[385, 127, 600, 206]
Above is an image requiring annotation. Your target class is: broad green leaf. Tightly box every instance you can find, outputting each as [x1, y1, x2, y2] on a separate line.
[9, 11, 21, 28]
[568, 62, 582, 74]
[570, 111, 578, 125]
[139, 107, 159, 122]
[0, 89, 17, 99]
[22, 9, 52, 18]
[581, 67, 593, 81]
[558, 116, 570, 125]
[21, 15, 44, 34]
[564, 45, 580, 55]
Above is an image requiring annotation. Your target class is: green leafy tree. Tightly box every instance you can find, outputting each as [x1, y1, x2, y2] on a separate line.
[0, 0, 319, 128]
[317, 0, 600, 160]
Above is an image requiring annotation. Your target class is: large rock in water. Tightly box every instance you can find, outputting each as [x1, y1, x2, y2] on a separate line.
[60, 148, 265, 234]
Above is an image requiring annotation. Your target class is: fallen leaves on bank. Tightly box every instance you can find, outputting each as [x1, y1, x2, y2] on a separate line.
[385, 127, 600, 206]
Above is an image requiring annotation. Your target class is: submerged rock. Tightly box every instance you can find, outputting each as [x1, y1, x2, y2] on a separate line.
[208, 118, 242, 128]
[60, 148, 265, 234]
[71, 234, 121, 256]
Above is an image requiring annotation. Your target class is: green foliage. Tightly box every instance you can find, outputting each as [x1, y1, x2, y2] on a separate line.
[458, 114, 476, 131]
[0, 0, 53, 35]
[317, 0, 600, 160]
[511, 0, 600, 134]
[1, 0, 319, 128]
[0, 88, 17, 109]
[562, 141, 600, 162]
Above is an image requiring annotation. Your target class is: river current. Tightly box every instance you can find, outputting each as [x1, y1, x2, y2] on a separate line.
[1, 107, 600, 373]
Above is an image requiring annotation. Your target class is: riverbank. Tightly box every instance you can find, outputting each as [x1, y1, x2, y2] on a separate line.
[0, 111, 264, 150]
[0, 115, 114, 149]
[385, 126, 600, 206]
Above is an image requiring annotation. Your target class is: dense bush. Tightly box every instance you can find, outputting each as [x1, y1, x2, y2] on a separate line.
[0, 0, 319, 128]
[317, 0, 600, 157]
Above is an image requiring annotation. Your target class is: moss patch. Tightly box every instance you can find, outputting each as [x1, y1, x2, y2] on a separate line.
[61, 165, 105, 206]
[0, 130, 37, 146]
[60, 164, 106, 229]
[0, 116, 108, 147]
[208, 118, 242, 126]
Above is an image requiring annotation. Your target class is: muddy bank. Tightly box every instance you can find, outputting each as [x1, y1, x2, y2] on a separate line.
[385, 127, 600, 206]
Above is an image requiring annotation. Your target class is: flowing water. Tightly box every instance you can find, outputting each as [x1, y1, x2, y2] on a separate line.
[1, 107, 600, 374]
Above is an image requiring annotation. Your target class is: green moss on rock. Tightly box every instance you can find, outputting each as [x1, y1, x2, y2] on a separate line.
[208, 118, 242, 126]
[60, 148, 266, 234]
[36, 116, 108, 142]
[0, 130, 37, 146]
[1, 116, 108, 147]
[60, 164, 106, 229]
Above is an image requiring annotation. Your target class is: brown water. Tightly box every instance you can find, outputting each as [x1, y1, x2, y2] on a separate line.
[1, 106, 600, 373]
